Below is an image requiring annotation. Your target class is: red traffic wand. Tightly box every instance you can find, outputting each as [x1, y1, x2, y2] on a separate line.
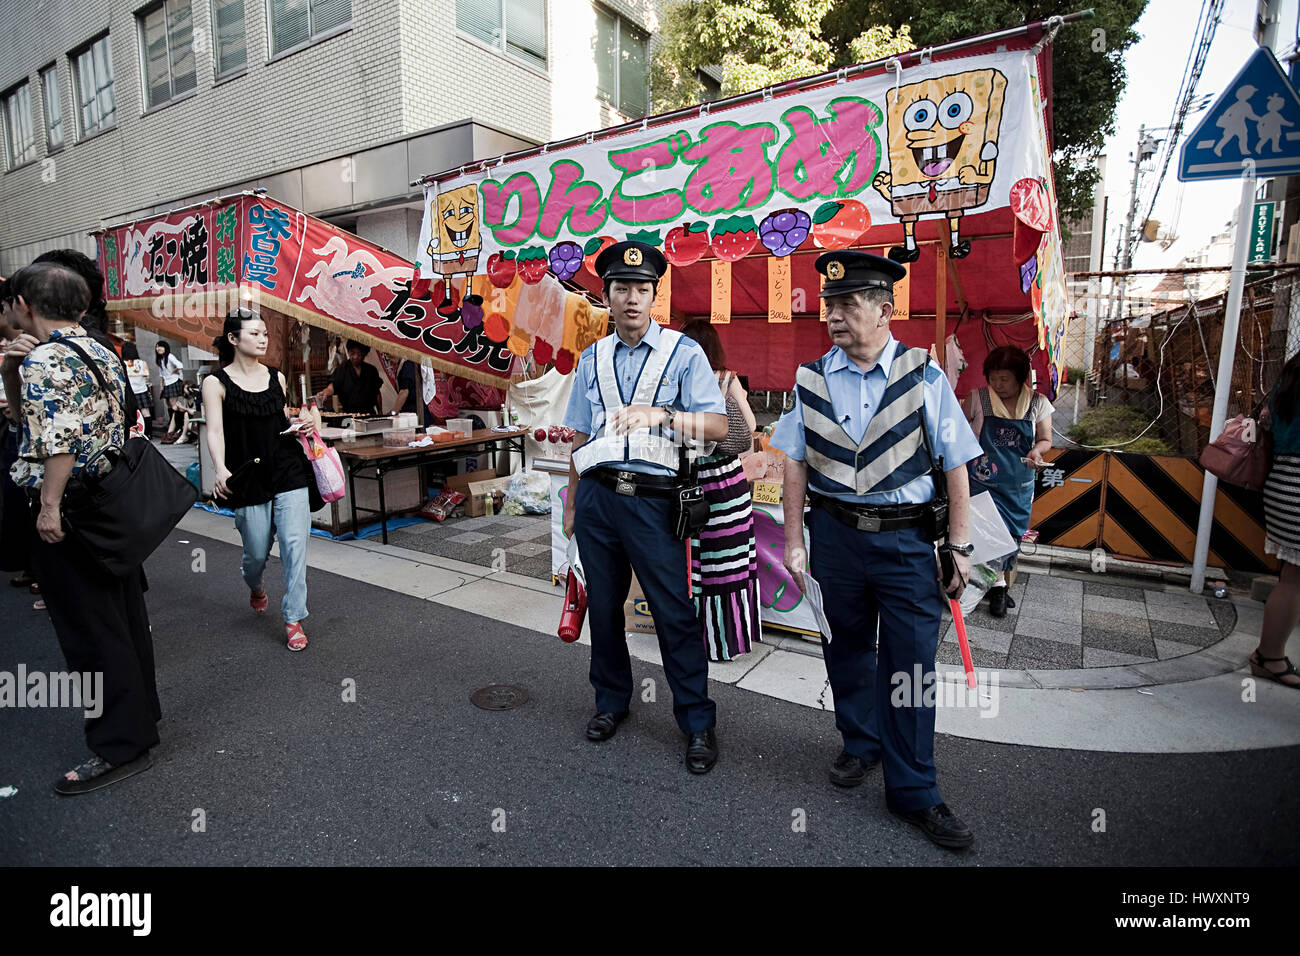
[949, 598, 978, 690]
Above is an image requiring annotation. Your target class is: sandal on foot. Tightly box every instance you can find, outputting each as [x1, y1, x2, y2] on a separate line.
[250, 589, 268, 614]
[1249, 649, 1300, 688]
[54, 752, 153, 796]
[33, 598, 45, 610]
[285, 621, 308, 651]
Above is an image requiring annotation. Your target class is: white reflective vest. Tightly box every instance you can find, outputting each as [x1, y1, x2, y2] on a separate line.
[571, 328, 688, 475]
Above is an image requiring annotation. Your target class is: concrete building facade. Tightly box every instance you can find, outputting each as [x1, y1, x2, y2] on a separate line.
[0, 0, 666, 274]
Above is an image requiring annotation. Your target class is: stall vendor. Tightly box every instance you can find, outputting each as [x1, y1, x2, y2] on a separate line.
[772, 250, 983, 850]
[314, 339, 382, 415]
[562, 240, 729, 774]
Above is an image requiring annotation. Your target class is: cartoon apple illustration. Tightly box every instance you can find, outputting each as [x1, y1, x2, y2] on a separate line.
[581, 236, 616, 277]
[663, 221, 710, 267]
[486, 251, 517, 287]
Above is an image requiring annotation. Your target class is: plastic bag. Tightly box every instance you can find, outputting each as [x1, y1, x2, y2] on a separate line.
[958, 562, 1000, 616]
[505, 468, 551, 514]
[299, 429, 347, 503]
[420, 488, 465, 522]
[968, 490, 1018, 567]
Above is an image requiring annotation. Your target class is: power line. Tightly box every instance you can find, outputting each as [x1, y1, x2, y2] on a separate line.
[1133, 0, 1225, 243]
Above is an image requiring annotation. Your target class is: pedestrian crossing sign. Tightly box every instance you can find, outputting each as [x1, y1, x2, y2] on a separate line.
[1179, 47, 1300, 181]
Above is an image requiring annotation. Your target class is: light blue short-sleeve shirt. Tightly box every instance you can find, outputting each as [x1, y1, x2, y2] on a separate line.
[770, 337, 982, 504]
[562, 322, 726, 476]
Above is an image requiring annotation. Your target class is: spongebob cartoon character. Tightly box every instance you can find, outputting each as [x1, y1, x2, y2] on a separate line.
[427, 183, 482, 275]
[872, 69, 1006, 264]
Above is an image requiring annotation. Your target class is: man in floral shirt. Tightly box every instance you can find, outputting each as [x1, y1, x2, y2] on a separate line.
[0, 262, 159, 796]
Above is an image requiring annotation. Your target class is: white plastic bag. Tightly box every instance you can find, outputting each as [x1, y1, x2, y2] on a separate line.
[968, 490, 1018, 567]
[958, 563, 1000, 616]
[505, 468, 551, 514]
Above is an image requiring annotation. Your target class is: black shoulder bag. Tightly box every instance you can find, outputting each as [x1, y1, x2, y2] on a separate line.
[54, 339, 198, 576]
[671, 442, 710, 540]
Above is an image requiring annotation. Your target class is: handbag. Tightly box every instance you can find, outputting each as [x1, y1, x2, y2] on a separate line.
[54, 339, 198, 577]
[298, 427, 346, 503]
[670, 443, 710, 540]
[1199, 412, 1272, 491]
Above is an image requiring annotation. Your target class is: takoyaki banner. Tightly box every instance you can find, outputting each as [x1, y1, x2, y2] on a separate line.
[419, 48, 1048, 281]
[95, 193, 516, 388]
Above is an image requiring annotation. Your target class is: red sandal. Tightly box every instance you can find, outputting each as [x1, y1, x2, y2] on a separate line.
[285, 621, 308, 651]
[250, 589, 268, 614]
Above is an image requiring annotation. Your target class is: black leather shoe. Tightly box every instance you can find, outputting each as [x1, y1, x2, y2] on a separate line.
[887, 245, 920, 264]
[585, 710, 628, 741]
[949, 240, 972, 259]
[829, 750, 878, 787]
[987, 585, 1008, 618]
[685, 729, 718, 774]
[893, 803, 974, 849]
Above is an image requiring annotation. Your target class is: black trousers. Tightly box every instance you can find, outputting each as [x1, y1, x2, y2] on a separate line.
[30, 517, 161, 765]
[0, 426, 32, 575]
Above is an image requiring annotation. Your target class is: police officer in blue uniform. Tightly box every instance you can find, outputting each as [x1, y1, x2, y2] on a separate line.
[771, 250, 982, 848]
[562, 241, 729, 773]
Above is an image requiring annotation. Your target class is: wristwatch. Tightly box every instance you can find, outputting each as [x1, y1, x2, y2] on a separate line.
[660, 405, 677, 430]
[947, 541, 975, 556]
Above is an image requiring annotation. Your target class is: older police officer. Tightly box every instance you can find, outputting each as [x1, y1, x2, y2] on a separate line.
[562, 241, 729, 773]
[771, 250, 982, 848]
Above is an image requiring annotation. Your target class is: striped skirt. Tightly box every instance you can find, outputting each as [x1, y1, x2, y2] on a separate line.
[1264, 454, 1300, 564]
[690, 454, 761, 661]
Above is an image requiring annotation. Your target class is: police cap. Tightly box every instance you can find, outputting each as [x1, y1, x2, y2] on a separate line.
[595, 240, 668, 284]
[815, 250, 907, 298]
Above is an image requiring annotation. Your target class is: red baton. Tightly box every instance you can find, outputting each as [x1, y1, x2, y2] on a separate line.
[949, 598, 978, 690]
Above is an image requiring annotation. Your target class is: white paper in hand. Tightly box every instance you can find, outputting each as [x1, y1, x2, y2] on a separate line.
[800, 573, 834, 643]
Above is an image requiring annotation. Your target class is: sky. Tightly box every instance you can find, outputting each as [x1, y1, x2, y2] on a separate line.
[1101, 0, 1277, 270]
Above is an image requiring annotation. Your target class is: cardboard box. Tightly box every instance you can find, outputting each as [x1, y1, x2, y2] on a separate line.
[445, 468, 498, 495]
[464, 476, 510, 517]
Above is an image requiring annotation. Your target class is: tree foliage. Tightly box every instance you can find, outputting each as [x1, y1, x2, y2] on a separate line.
[651, 0, 1148, 228]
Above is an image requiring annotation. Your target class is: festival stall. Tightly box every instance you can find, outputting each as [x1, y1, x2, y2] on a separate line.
[92, 193, 538, 533]
[412, 21, 1074, 633]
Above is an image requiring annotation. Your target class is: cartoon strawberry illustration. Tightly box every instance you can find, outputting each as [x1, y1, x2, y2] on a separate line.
[663, 221, 710, 267]
[709, 215, 759, 262]
[486, 251, 517, 287]
[517, 246, 549, 284]
[811, 200, 871, 250]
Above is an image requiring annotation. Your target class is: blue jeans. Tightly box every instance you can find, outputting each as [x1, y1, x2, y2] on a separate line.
[233, 486, 310, 624]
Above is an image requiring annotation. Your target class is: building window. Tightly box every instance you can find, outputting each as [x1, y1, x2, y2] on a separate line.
[138, 0, 197, 109]
[73, 34, 116, 137]
[696, 68, 721, 104]
[457, 0, 547, 73]
[267, 0, 352, 58]
[594, 6, 646, 118]
[3, 82, 38, 168]
[212, 0, 247, 77]
[40, 66, 64, 151]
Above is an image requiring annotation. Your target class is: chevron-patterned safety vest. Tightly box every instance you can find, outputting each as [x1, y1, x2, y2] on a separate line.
[796, 343, 933, 497]
[571, 327, 687, 475]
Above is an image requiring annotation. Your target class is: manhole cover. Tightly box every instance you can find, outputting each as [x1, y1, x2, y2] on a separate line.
[470, 685, 529, 711]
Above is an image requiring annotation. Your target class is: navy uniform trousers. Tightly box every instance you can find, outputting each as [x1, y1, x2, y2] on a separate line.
[574, 478, 716, 734]
[808, 506, 943, 812]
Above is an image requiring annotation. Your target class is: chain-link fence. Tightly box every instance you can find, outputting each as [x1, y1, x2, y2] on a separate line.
[1085, 269, 1299, 456]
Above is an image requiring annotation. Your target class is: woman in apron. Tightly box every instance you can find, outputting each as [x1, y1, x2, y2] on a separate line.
[966, 346, 1053, 616]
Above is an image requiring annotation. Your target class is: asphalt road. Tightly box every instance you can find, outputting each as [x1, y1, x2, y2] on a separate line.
[1, 531, 1297, 866]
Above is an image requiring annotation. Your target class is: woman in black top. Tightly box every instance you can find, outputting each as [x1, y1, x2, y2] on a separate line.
[201, 309, 321, 651]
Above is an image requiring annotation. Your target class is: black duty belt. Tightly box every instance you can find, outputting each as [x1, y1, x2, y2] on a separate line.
[809, 491, 927, 532]
[590, 467, 680, 500]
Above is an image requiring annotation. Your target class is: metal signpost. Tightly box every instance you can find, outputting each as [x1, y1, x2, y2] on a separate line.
[1179, 47, 1300, 592]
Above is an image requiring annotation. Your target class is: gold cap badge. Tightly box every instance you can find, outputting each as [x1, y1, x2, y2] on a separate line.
[826, 260, 845, 280]
[624, 247, 643, 266]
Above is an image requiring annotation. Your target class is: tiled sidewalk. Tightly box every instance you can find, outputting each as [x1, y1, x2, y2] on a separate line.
[391, 511, 556, 581]
[938, 571, 1237, 670]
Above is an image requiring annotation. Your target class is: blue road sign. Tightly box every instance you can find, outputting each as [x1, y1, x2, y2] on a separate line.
[1179, 47, 1300, 181]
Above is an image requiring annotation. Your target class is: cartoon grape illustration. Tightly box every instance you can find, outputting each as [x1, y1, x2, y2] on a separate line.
[758, 208, 812, 257]
[549, 241, 584, 280]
